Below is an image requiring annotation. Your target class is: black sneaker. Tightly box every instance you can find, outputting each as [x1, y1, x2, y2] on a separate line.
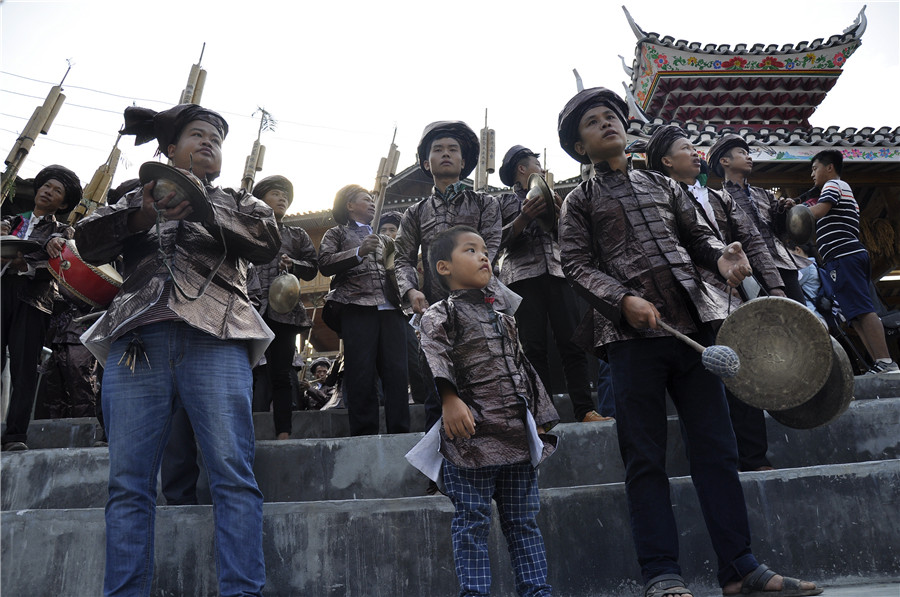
[1, 441, 28, 452]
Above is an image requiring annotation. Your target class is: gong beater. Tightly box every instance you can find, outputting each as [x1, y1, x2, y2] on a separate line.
[716, 296, 833, 411]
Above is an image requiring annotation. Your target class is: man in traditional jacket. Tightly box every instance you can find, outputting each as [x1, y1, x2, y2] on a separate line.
[393, 121, 502, 429]
[709, 134, 805, 304]
[251, 174, 319, 439]
[378, 210, 434, 407]
[497, 145, 604, 423]
[319, 185, 409, 436]
[76, 103, 278, 596]
[557, 87, 821, 597]
[1, 164, 79, 451]
[645, 124, 785, 472]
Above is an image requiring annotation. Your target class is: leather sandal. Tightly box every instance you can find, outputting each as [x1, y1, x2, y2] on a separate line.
[731, 564, 823, 596]
[645, 573, 693, 597]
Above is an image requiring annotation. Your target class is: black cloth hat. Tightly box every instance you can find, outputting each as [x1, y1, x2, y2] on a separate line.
[332, 184, 368, 226]
[416, 121, 479, 180]
[708, 134, 750, 178]
[34, 165, 82, 213]
[378, 210, 402, 229]
[309, 357, 331, 372]
[646, 125, 689, 174]
[253, 175, 294, 205]
[498, 145, 540, 187]
[558, 87, 630, 164]
[121, 104, 229, 157]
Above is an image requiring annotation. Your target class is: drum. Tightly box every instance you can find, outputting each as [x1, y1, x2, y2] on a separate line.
[49, 240, 122, 308]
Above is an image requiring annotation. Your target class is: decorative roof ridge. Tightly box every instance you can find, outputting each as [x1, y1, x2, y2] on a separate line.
[621, 5, 867, 56]
[625, 119, 899, 148]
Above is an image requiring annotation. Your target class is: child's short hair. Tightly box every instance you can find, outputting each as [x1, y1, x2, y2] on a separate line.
[429, 225, 480, 289]
[812, 149, 843, 176]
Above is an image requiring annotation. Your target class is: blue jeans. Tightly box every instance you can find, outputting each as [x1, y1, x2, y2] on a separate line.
[102, 321, 265, 597]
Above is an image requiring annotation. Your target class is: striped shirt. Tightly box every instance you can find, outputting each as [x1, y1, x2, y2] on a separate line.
[814, 178, 865, 262]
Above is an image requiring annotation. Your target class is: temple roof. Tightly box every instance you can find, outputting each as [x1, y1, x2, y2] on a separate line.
[623, 6, 868, 129]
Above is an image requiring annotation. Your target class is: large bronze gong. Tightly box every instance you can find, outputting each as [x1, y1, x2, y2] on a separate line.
[716, 297, 833, 410]
[768, 336, 855, 429]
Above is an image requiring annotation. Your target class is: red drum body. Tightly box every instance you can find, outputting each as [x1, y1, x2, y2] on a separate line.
[49, 240, 122, 308]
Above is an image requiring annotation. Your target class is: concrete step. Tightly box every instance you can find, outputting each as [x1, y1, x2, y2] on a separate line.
[4, 398, 898, 511]
[17, 374, 900, 449]
[15, 395, 575, 448]
[3, 460, 897, 597]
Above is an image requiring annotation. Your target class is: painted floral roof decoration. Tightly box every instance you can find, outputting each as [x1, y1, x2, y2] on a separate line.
[622, 5, 868, 129]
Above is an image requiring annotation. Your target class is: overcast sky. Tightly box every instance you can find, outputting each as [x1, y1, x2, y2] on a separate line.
[1, 0, 897, 215]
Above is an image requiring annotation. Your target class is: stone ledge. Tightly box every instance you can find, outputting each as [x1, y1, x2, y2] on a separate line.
[3, 460, 897, 597]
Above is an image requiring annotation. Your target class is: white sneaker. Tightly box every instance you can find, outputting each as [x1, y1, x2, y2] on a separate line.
[874, 361, 900, 374]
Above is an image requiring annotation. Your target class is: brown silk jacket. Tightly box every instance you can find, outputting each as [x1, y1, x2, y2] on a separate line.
[318, 221, 398, 307]
[255, 223, 319, 327]
[394, 189, 501, 304]
[721, 180, 799, 271]
[559, 165, 730, 354]
[420, 288, 559, 468]
[75, 185, 280, 363]
[497, 188, 564, 286]
[2, 214, 72, 314]
[688, 185, 785, 301]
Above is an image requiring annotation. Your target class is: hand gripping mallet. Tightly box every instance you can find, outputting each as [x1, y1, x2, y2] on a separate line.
[656, 318, 740, 378]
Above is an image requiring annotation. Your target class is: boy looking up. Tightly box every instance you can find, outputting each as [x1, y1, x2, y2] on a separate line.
[557, 88, 820, 597]
[409, 225, 558, 597]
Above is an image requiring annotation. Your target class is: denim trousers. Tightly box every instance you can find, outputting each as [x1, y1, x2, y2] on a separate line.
[102, 321, 265, 597]
[606, 334, 759, 587]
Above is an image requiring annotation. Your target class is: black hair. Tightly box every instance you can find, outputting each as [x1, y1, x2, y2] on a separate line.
[812, 149, 843, 176]
[428, 225, 480, 289]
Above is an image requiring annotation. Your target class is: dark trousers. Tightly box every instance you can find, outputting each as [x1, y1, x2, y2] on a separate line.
[1, 278, 49, 444]
[341, 305, 409, 436]
[260, 318, 302, 436]
[509, 275, 594, 420]
[596, 359, 616, 418]
[406, 323, 436, 405]
[726, 389, 771, 471]
[607, 334, 758, 587]
[778, 268, 806, 305]
[42, 342, 98, 419]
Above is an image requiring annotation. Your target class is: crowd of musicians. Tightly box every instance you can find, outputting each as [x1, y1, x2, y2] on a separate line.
[2, 86, 892, 597]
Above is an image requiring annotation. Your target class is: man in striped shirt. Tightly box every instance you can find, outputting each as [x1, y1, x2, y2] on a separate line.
[806, 149, 898, 374]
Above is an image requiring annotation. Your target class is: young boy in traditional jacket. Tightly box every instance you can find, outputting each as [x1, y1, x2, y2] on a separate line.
[251, 174, 319, 439]
[407, 225, 558, 597]
[556, 87, 821, 597]
[318, 184, 409, 436]
[76, 103, 278, 596]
